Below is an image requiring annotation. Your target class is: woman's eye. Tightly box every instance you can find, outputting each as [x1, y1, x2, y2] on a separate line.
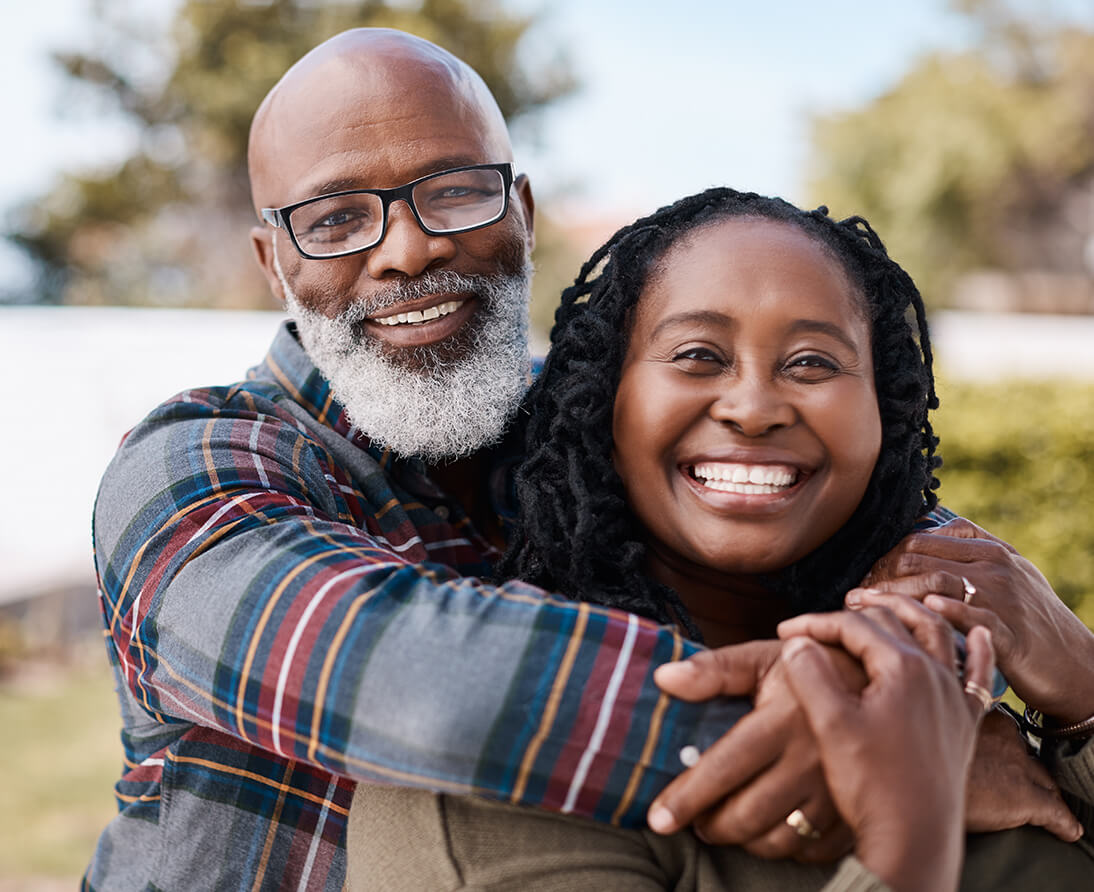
[671, 348, 725, 373]
[785, 354, 840, 380]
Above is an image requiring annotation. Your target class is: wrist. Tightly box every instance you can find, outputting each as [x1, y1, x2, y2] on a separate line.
[856, 810, 963, 892]
[1023, 705, 1094, 742]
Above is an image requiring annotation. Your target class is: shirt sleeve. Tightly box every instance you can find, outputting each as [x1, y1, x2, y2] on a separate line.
[821, 858, 893, 892]
[93, 389, 745, 828]
[1043, 734, 1094, 856]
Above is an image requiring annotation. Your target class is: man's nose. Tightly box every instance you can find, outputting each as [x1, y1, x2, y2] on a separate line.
[708, 374, 796, 437]
[363, 199, 457, 279]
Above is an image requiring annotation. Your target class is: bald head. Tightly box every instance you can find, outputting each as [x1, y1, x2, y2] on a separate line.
[248, 28, 513, 216]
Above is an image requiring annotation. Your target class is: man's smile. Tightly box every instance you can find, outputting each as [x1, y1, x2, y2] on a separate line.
[372, 298, 465, 326]
[358, 294, 479, 348]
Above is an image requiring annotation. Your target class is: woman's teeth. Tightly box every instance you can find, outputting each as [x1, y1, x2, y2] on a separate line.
[373, 300, 463, 326]
[690, 462, 798, 494]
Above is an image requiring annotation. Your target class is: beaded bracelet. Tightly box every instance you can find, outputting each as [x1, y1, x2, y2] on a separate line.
[1023, 706, 1094, 740]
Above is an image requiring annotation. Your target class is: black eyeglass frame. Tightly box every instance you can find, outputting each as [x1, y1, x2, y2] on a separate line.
[261, 162, 516, 260]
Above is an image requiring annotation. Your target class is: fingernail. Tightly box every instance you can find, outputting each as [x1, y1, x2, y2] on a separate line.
[924, 595, 945, 611]
[648, 804, 678, 834]
[845, 590, 862, 607]
[655, 660, 697, 681]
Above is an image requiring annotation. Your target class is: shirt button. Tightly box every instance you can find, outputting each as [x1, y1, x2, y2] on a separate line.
[435, 505, 450, 520]
[678, 745, 700, 768]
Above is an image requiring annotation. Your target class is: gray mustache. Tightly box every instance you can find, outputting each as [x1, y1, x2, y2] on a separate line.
[341, 271, 492, 324]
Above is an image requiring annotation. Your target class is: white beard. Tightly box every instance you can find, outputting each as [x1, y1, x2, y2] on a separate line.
[274, 247, 532, 462]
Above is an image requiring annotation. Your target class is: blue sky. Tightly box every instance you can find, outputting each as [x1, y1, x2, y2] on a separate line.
[6, 0, 1091, 287]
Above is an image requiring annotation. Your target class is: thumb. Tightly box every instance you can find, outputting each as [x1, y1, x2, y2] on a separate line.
[654, 640, 779, 701]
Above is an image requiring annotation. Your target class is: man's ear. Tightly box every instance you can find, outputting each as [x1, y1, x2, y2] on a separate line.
[250, 226, 285, 304]
[514, 174, 535, 254]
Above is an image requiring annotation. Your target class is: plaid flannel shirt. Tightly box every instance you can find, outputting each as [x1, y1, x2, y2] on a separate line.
[84, 322, 745, 891]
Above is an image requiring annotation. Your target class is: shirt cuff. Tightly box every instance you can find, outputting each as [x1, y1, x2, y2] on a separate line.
[821, 856, 893, 892]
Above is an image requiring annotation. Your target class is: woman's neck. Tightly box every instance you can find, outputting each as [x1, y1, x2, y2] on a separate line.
[646, 548, 792, 647]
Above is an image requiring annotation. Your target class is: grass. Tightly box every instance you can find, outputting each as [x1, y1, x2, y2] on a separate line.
[0, 642, 120, 884]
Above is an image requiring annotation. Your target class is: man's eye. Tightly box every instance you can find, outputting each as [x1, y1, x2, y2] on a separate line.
[314, 209, 367, 229]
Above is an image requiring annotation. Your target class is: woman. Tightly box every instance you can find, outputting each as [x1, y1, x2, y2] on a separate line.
[346, 189, 1094, 890]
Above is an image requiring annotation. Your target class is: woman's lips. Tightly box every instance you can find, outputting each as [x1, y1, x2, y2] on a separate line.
[689, 461, 799, 494]
[681, 461, 811, 505]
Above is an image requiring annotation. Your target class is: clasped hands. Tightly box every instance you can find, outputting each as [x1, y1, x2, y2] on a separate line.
[647, 519, 1088, 862]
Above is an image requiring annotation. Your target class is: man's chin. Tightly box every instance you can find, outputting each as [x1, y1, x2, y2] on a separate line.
[360, 324, 482, 374]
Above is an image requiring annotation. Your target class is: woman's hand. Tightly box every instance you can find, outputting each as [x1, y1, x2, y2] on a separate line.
[857, 517, 1094, 724]
[776, 605, 995, 892]
[648, 640, 855, 862]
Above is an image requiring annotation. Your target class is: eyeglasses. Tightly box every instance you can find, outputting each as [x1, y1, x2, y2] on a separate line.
[261, 163, 515, 260]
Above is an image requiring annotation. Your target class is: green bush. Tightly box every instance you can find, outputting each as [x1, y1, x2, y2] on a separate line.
[933, 376, 1094, 628]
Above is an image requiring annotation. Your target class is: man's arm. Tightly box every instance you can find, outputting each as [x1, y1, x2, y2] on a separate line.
[94, 385, 743, 826]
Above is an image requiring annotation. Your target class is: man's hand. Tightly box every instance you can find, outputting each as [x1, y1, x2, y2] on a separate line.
[858, 517, 1094, 723]
[648, 640, 854, 862]
[964, 708, 1082, 842]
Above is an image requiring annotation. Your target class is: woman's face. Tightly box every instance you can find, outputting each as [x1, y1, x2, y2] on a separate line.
[611, 217, 882, 585]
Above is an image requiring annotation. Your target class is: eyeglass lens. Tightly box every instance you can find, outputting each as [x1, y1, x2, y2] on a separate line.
[288, 167, 507, 256]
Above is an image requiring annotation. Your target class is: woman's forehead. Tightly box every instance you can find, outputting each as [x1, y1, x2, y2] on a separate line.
[636, 217, 868, 333]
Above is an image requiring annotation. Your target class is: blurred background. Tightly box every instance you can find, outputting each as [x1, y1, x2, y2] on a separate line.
[3, 0, 1094, 886]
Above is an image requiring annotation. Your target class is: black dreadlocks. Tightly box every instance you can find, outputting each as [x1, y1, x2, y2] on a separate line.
[498, 188, 940, 640]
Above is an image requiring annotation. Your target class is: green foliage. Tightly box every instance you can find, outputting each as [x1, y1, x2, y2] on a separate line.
[933, 376, 1094, 626]
[12, 0, 576, 308]
[0, 654, 118, 880]
[807, 3, 1094, 303]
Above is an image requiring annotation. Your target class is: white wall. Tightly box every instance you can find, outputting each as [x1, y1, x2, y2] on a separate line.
[0, 307, 284, 604]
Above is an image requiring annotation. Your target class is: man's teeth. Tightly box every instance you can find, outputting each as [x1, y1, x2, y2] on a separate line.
[691, 462, 798, 494]
[373, 300, 463, 326]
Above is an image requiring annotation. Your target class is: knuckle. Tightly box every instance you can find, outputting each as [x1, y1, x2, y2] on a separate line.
[697, 808, 764, 845]
[742, 833, 798, 859]
[894, 552, 924, 576]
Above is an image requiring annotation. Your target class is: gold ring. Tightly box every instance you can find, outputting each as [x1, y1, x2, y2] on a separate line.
[964, 680, 995, 712]
[962, 576, 976, 605]
[785, 808, 822, 840]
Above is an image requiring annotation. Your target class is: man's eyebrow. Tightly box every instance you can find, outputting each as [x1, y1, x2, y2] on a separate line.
[302, 157, 488, 201]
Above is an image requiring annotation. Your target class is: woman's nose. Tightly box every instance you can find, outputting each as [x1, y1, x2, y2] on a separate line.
[708, 376, 796, 437]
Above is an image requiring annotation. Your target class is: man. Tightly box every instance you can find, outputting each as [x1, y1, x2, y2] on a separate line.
[86, 29, 745, 891]
[86, 27, 1085, 891]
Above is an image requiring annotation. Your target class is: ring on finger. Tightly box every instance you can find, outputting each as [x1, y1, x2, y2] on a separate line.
[961, 576, 976, 605]
[785, 808, 822, 840]
[964, 680, 995, 712]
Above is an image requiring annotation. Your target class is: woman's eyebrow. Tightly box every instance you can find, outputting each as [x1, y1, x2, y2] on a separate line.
[786, 319, 863, 352]
[647, 310, 731, 340]
[647, 313, 863, 352]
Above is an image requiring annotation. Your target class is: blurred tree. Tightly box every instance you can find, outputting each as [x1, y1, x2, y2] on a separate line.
[8, 0, 575, 310]
[933, 376, 1094, 626]
[807, 0, 1094, 304]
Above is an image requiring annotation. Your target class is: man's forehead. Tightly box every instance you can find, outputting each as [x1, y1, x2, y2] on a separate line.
[249, 30, 511, 210]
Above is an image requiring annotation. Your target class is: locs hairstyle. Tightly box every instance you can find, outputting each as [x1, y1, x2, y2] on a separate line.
[499, 187, 940, 640]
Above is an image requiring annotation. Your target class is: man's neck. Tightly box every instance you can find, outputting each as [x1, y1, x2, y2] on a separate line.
[429, 454, 505, 551]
